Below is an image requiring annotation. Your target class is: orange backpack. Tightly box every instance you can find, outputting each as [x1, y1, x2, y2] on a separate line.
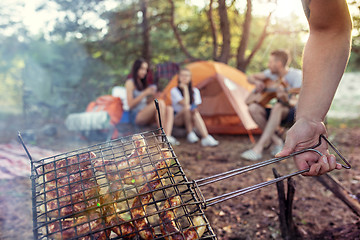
[86, 95, 123, 139]
[86, 95, 123, 125]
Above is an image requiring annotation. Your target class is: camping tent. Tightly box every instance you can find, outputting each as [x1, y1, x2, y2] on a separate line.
[161, 61, 260, 136]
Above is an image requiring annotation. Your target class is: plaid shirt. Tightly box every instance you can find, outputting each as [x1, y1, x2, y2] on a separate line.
[155, 62, 180, 82]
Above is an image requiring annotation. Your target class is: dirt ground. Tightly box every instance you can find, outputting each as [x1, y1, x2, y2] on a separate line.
[0, 120, 359, 240]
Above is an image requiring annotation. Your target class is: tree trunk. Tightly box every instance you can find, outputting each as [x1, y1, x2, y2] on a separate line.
[217, 0, 231, 63]
[238, 12, 272, 72]
[141, 0, 151, 62]
[168, 0, 196, 61]
[207, 0, 218, 60]
[236, 0, 252, 71]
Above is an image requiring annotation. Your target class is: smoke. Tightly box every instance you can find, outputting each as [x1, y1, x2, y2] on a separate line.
[0, 0, 122, 146]
[0, 37, 115, 145]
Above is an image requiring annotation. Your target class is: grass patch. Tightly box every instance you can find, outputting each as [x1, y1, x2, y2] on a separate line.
[326, 117, 360, 128]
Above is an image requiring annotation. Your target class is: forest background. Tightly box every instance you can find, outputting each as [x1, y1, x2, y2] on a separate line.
[0, 0, 360, 129]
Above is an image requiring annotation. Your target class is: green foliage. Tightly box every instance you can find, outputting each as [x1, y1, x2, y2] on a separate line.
[346, 1, 360, 71]
[42, 0, 308, 75]
[347, 52, 360, 71]
[327, 117, 360, 128]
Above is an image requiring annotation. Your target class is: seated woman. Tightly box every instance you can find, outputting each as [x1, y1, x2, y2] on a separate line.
[125, 59, 179, 145]
[170, 68, 219, 147]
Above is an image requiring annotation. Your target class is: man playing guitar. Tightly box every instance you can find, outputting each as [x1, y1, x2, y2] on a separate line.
[241, 50, 302, 161]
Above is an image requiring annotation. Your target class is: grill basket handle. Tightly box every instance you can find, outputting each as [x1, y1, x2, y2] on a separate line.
[192, 134, 351, 209]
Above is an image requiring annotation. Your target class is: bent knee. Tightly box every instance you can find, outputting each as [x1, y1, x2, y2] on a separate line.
[248, 103, 262, 115]
[157, 99, 166, 108]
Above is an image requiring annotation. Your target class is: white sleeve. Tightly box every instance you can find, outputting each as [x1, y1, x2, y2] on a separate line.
[193, 88, 202, 105]
[263, 69, 272, 78]
[291, 69, 302, 88]
[285, 69, 302, 89]
[170, 87, 184, 105]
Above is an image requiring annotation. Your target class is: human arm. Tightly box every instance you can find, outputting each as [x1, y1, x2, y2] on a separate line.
[176, 84, 191, 108]
[125, 80, 156, 109]
[276, 0, 352, 176]
[247, 72, 268, 92]
[298, 0, 352, 123]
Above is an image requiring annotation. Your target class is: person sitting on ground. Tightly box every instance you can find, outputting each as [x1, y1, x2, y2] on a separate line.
[125, 58, 179, 145]
[241, 50, 302, 161]
[170, 68, 219, 147]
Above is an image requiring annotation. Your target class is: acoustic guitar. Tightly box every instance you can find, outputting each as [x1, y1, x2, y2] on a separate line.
[245, 78, 300, 107]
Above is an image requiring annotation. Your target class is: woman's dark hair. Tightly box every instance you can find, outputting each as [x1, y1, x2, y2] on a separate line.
[131, 59, 148, 91]
[177, 68, 194, 104]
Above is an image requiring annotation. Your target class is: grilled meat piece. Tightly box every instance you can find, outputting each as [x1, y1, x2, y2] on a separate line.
[160, 196, 183, 240]
[107, 214, 136, 239]
[93, 156, 140, 175]
[123, 149, 173, 185]
[160, 196, 206, 240]
[44, 167, 95, 188]
[156, 149, 174, 176]
[42, 152, 95, 174]
[183, 217, 206, 240]
[93, 158, 125, 183]
[42, 197, 99, 218]
[101, 202, 136, 239]
[131, 178, 162, 240]
[132, 134, 147, 156]
[47, 212, 109, 240]
[40, 154, 100, 218]
[42, 180, 99, 203]
[93, 135, 147, 179]
[184, 216, 206, 240]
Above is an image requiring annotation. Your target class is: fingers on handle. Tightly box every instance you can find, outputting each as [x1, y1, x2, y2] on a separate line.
[327, 154, 337, 171]
[304, 155, 339, 176]
[306, 162, 322, 176]
[275, 135, 296, 158]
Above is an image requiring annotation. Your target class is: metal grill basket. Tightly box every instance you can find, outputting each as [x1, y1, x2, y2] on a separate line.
[24, 127, 216, 240]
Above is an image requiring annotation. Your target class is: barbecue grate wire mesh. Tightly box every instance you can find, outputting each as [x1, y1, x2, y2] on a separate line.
[24, 128, 217, 240]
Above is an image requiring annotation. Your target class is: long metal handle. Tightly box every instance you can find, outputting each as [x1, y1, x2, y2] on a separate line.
[193, 134, 351, 209]
[194, 148, 322, 188]
[154, 99, 163, 129]
[204, 169, 309, 208]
